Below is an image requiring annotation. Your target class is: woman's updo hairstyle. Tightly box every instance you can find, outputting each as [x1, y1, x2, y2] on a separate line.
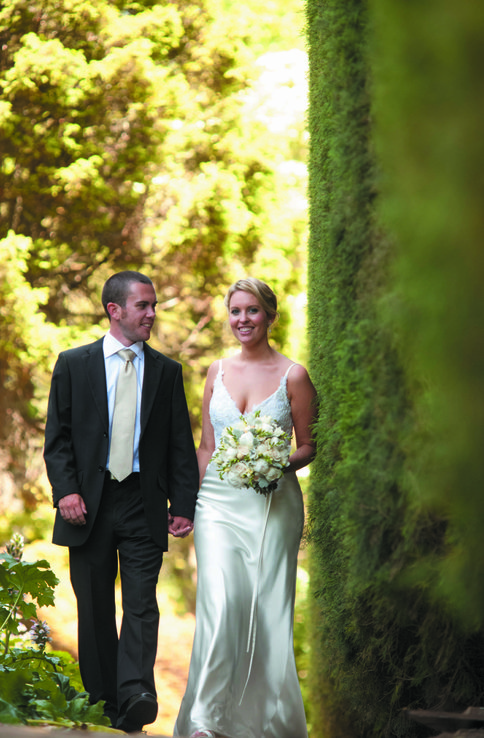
[224, 277, 278, 322]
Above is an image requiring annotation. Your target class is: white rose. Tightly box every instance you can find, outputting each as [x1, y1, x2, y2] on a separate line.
[239, 431, 254, 449]
[258, 422, 271, 434]
[226, 461, 250, 488]
[237, 432, 254, 458]
[237, 446, 251, 459]
[265, 466, 282, 482]
[253, 458, 271, 475]
[223, 446, 237, 462]
[258, 440, 272, 456]
[264, 446, 277, 461]
[270, 446, 289, 464]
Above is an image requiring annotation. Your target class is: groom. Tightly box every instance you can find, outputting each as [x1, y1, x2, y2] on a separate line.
[44, 271, 199, 732]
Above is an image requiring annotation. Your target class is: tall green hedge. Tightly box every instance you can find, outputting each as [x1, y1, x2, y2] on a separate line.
[370, 0, 484, 623]
[307, 1, 484, 736]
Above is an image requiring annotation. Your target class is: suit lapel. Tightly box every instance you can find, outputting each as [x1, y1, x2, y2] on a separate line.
[141, 344, 164, 436]
[83, 339, 109, 429]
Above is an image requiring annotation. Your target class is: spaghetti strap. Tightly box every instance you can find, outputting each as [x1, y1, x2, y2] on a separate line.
[284, 363, 297, 378]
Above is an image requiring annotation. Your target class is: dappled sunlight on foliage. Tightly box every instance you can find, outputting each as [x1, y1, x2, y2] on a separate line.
[0, 0, 309, 492]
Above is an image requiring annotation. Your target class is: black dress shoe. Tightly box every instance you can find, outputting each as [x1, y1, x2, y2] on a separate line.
[116, 692, 158, 733]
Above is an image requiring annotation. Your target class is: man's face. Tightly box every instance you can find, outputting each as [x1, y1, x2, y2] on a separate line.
[108, 281, 157, 346]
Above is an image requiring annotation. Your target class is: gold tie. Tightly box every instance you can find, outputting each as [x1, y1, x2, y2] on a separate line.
[109, 349, 137, 482]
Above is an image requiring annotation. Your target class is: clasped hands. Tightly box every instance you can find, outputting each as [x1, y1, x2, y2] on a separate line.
[168, 513, 193, 538]
[58, 493, 193, 537]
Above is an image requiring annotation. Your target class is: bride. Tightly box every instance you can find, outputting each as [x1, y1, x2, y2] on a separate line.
[174, 277, 317, 738]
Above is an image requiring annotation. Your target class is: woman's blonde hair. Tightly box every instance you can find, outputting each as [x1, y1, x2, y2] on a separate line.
[224, 278, 278, 321]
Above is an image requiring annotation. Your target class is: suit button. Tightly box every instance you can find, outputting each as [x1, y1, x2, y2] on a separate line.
[98, 466, 104, 472]
[103, 432, 108, 438]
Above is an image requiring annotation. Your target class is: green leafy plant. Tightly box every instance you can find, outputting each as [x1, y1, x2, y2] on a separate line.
[0, 533, 115, 730]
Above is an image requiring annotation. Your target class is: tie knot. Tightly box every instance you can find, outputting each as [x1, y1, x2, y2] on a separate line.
[118, 348, 136, 364]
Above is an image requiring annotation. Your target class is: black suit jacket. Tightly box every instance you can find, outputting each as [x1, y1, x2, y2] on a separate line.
[43, 338, 198, 549]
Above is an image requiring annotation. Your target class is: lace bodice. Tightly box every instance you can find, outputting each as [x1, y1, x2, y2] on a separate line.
[209, 361, 295, 449]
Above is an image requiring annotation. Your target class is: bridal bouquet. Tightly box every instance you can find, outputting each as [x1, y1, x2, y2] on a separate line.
[213, 411, 291, 495]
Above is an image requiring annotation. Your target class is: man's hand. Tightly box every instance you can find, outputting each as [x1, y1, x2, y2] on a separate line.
[168, 514, 193, 538]
[59, 493, 87, 526]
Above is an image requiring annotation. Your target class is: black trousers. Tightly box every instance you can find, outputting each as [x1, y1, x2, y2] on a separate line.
[69, 473, 164, 724]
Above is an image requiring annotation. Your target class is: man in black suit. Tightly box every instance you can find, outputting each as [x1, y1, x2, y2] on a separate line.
[44, 271, 199, 732]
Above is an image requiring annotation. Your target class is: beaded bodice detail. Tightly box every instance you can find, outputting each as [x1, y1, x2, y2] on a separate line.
[209, 361, 295, 450]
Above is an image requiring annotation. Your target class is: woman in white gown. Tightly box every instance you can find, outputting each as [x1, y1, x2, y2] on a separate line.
[174, 278, 317, 738]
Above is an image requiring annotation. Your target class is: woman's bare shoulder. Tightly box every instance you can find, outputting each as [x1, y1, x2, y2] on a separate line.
[207, 359, 220, 373]
[285, 361, 316, 393]
[275, 352, 307, 377]
[287, 362, 310, 379]
[203, 360, 220, 391]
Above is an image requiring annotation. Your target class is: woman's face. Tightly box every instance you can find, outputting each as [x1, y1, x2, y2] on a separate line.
[228, 290, 272, 346]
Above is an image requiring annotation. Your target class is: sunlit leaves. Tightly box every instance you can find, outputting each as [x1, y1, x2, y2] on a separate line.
[0, 536, 111, 728]
[0, 0, 308, 491]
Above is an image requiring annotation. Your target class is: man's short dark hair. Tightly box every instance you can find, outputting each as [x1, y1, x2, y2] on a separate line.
[102, 271, 153, 318]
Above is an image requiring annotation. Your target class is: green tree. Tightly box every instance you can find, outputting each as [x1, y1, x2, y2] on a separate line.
[0, 233, 62, 490]
[0, 0, 308, 507]
[0, 0, 189, 319]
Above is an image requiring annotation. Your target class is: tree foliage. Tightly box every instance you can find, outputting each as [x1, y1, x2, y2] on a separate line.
[0, 233, 60, 489]
[1, 0, 170, 311]
[0, 0, 308, 508]
[0, 0, 307, 317]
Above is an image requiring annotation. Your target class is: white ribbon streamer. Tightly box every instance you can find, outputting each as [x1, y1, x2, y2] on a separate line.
[239, 492, 273, 705]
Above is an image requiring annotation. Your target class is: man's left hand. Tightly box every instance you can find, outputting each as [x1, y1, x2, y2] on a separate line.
[168, 514, 193, 538]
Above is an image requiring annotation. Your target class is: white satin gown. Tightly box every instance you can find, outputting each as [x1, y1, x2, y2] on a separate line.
[174, 362, 308, 738]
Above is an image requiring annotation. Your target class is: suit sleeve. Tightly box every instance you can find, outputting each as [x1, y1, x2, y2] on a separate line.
[44, 353, 81, 505]
[166, 365, 199, 520]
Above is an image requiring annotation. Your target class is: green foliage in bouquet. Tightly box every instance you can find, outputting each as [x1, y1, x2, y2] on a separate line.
[0, 533, 114, 730]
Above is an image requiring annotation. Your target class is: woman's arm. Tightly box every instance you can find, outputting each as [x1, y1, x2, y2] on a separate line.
[286, 364, 318, 473]
[196, 361, 218, 486]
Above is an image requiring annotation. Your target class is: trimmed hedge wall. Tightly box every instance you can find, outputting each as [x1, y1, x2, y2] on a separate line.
[370, 0, 484, 623]
[307, 1, 484, 737]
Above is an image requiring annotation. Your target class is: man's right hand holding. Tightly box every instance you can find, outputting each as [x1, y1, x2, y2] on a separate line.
[59, 494, 88, 526]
